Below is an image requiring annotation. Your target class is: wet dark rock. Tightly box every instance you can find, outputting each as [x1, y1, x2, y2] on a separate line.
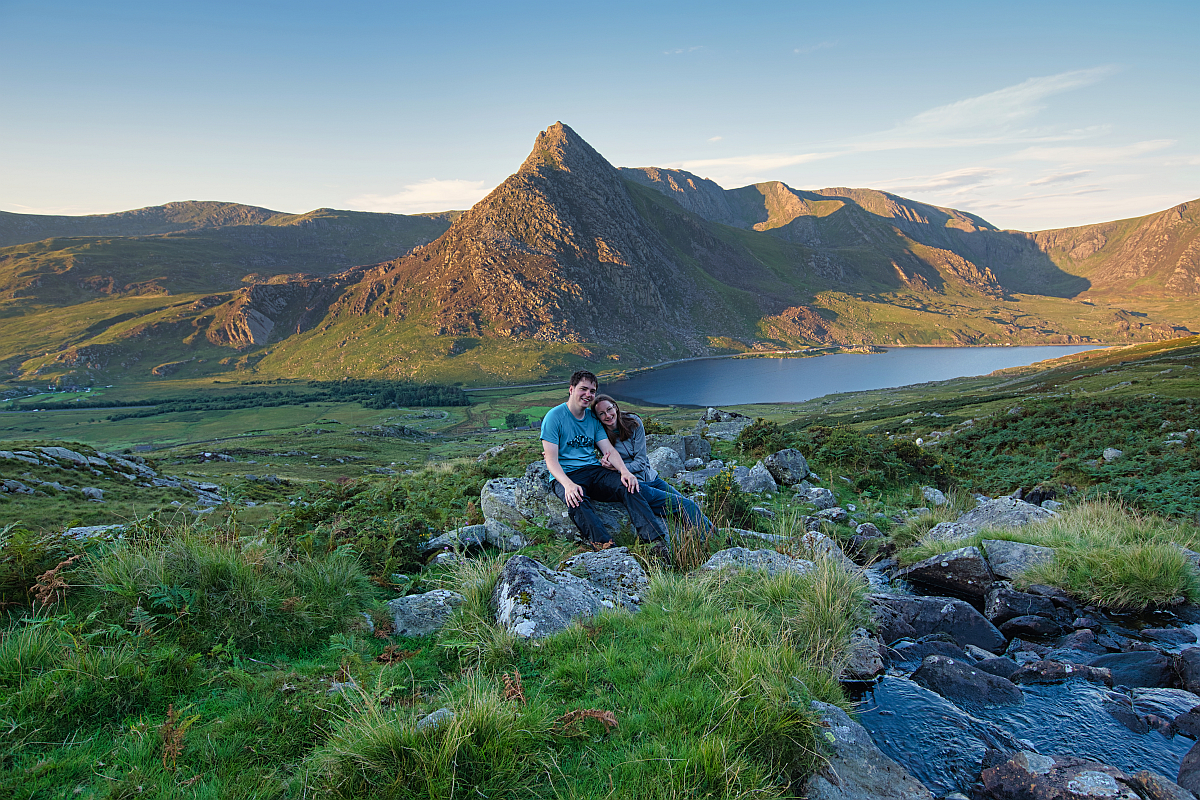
[888, 638, 973, 669]
[1144, 628, 1199, 647]
[1173, 706, 1200, 739]
[1012, 660, 1113, 686]
[1089, 651, 1178, 689]
[1179, 740, 1200, 796]
[1006, 638, 1051, 662]
[1044, 648, 1105, 666]
[803, 701, 933, 800]
[975, 656, 1022, 681]
[981, 751, 1179, 800]
[1073, 616, 1106, 632]
[842, 628, 886, 682]
[1058, 629, 1110, 655]
[911, 654, 1024, 707]
[1103, 694, 1151, 735]
[1025, 584, 1078, 608]
[1127, 769, 1198, 800]
[870, 593, 1007, 654]
[985, 583, 1059, 626]
[1000, 615, 1065, 639]
[896, 546, 995, 601]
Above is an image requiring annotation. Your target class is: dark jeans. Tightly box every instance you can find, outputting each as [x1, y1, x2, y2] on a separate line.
[553, 465, 668, 545]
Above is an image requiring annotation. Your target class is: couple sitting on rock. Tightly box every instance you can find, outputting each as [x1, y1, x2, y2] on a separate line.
[541, 369, 712, 554]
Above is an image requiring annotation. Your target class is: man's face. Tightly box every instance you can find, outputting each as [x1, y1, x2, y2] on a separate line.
[568, 379, 598, 408]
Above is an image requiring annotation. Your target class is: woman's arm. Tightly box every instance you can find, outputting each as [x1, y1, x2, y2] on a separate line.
[621, 417, 657, 482]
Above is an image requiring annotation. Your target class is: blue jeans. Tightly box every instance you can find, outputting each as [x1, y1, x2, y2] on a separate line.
[639, 477, 713, 533]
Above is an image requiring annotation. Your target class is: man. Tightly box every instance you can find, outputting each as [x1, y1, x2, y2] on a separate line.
[540, 370, 669, 550]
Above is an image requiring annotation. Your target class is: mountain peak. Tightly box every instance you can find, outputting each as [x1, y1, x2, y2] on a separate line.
[519, 122, 617, 178]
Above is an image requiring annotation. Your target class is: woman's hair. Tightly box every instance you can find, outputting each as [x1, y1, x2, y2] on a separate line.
[592, 394, 640, 443]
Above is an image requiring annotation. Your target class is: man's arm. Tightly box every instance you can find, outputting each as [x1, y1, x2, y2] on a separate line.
[543, 440, 585, 507]
[597, 438, 639, 493]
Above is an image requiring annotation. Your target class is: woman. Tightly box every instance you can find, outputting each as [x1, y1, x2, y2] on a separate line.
[591, 394, 713, 535]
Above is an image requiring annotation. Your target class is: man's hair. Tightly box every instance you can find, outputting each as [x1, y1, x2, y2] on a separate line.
[569, 370, 598, 388]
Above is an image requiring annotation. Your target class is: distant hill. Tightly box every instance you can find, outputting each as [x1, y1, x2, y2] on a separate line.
[4, 124, 1195, 388]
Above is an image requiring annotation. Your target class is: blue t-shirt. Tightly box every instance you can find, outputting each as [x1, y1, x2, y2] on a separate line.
[540, 402, 606, 474]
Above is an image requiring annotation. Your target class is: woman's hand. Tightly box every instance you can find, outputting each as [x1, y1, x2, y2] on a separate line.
[599, 451, 618, 471]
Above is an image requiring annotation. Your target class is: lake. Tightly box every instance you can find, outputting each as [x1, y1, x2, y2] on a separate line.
[606, 346, 1101, 407]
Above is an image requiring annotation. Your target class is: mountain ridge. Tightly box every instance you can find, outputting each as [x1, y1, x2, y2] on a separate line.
[4, 123, 1196, 387]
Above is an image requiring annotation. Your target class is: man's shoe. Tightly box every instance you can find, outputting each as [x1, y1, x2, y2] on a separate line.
[649, 540, 670, 564]
[591, 540, 613, 551]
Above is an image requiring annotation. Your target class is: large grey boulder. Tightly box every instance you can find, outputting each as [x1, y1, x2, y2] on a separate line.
[799, 531, 858, 571]
[983, 539, 1055, 580]
[645, 433, 711, 463]
[647, 446, 684, 479]
[763, 449, 810, 486]
[38, 446, 90, 466]
[700, 547, 814, 577]
[676, 466, 724, 487]
[387, 590, 465, 637]
[480, 478, 525, 529]
[492, 554, 634, 639]
[736, 461, 778, 493]
[923, 497, 1054, 544]
[895, 546, 994, 602]
[560, 547, 649, 608]
[921, 486, 949, 506]
[870, 593, 1007, 653]
[803, 701, 933, 800]
[508, 462, 632, 542]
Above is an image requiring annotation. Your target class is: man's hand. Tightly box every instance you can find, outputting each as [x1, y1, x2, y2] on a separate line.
[620, 470, 639, 493]
[560, 479, 585, 507]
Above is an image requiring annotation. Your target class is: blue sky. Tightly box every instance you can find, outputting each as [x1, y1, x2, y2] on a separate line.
[2, 0, 1197, 230]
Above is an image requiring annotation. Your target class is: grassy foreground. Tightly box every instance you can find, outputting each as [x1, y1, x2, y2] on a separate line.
[1, 507, 867, 799]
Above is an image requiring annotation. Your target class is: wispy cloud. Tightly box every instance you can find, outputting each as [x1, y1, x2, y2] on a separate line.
[794, 41, 836, 55]
[0, 201, 100, 215]
[674, 150, 839, 174]
[664, 46, 704, 55]
[889, 67, 1115, 138]
[1028, 170, 1092, 186]
[1013, 140, 1174, 163]
[707, 136, 723, 142]
[349, 179, 490, 213]
[877, 167, 1006, 196]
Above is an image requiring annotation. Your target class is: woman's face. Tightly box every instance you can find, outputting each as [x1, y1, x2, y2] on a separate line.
[594, 400, 618, 430]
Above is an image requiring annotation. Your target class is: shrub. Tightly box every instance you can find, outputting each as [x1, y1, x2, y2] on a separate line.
[736, 418, 789, 458]
[702, 469, 759, 530]
[641, 417, 675, 435]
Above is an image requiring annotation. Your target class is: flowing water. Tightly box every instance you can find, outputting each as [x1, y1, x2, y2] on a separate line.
[608, 345, 1100, 406]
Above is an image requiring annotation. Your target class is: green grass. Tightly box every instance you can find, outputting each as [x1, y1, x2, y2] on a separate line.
[894, 499, 1200, 610]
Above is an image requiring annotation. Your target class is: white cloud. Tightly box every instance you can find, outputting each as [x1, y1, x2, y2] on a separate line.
[674, 149, 839, 174]
[1013, 139, 1175, 163]
[348, 179, 490, 213]
[1028, 170, 1092, 186]
[707, 135, 723, 142]
[664, 46, 704, 55]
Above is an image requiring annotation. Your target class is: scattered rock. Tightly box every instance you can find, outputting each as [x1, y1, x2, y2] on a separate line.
[999, 615, 1063, 639]
[63, 524, 124, 540]
[416, 708, 455, 731]
[896, 546, 995, 601]
[923, 498, 1055, 544]
[911, 654, 1024, 707]
[801, 486, 837, 510]
[763, 448, 810, 486]
[735, 460, 777, 493]
[81, 487, 104, 501]
[480, 477, 526, 529]
[817, 506, 850, 524]
[982, 539, 1056, 581]
[803, 700, 933, 800]
[683, 457, 705, 470]
[386, 590, 465, 637]
[980, 752, 1145, 800]
[422, 525, 486, 554]
[1088, 651, 1178, 689]
[484, 520, 528, 552]
[870, 593, 1007, 653]
[1011, 660, 1112, 686]
[842, 628, 886, 682]
[985, 583, 1059, 625]
[700, 547, 814, 577]
[1103, 447, 1124, 462]
[921, 486, 948, 506]
[975, 656, 1022, 681]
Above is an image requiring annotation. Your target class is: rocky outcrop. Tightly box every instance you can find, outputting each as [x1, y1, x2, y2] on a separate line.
[924, 498, 1055, 544]
[870, 593, 1007, 653]
[387, 590, 465, 637]
[896, 546, 995, 601]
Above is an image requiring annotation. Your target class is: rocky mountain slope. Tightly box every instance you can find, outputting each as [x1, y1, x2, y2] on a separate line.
[5, 124, 1196, 387]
